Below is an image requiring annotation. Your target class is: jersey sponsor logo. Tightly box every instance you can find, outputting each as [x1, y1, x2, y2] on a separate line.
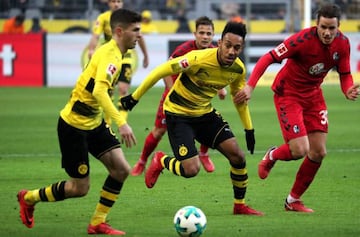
[274, 43, 288, 57]
[179, 58, 190, 69]
[107, 64, 117, 76]
[309, 63, 325, 75]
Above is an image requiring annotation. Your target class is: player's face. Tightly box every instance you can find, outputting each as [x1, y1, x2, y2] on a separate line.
[217, 33, 244, 66]
[109, 0, 123, 12]
[122, 23, 141, 50]
[194, 24, 214, 49]
[316, 16, 339, 45]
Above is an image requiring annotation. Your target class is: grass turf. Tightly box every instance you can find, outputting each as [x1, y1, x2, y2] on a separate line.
[0, 86, 359, 237]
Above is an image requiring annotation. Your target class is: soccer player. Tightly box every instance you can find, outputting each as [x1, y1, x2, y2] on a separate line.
[17, 9, 139, 235]
[131, 16, 227, 176]
[86, 0, 149, 122]
[234, 3, 359, 212]
[121, 21, 261, 215]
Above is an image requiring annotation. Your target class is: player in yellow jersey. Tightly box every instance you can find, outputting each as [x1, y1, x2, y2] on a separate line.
[120, 21, 262, 216]
[85, 0, 149, 122]
[17, 9, 140, 235]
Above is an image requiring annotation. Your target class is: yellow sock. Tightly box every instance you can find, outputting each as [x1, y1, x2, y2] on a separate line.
[90, 203, 110, 226]
[24, 189, 41, 205]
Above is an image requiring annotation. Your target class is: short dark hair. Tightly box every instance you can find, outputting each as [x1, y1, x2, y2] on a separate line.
[195, 16, 214, 31]
[15, 14, 25, 24]
[110, 8, 141, 31]
[316, 3, 341, 22]
[221, 21, 247, 40]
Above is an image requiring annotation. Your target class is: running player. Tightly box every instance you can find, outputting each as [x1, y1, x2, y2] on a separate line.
[121, 21, 261, 215]
[234, 3, 359, 212]
[131, 16, 227, 176]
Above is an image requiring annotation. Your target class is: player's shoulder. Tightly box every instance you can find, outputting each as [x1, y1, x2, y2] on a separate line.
[172, 40, 196, 57]
[97, 11, 111, 21]
[95, 40, 121, 58]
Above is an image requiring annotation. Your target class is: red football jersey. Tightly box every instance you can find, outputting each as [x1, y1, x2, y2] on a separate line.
[250, 26, 352, 97]
[169, 40, 215, 82]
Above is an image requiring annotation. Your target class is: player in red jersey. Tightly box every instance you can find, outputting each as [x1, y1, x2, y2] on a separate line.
[131, 16, 228, 176]
[234, 3, 359, 212]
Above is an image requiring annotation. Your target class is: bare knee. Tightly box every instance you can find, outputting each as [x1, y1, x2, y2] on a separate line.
[66, 179, 90, 198]
[309, 149, 327, 162]
[182, 158, 201, 177]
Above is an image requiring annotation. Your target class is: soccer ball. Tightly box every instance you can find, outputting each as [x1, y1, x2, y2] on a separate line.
[173, 206, 207, 237]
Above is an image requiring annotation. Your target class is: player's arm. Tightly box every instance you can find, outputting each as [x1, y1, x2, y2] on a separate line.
[93, 80, 126, 127]
[121, 55, 191, 110]
[88, 15, 103, 59]
[138, 36, 149, 68]
[88, 33, 100, 59]
[233, 53, 274, 104]
[163, 75, 174, 89]
[337, 39, 359, 101]
[231, 77, 255, 154]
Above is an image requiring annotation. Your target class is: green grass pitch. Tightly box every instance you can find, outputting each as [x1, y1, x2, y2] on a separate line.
[0, 85, 359, 237]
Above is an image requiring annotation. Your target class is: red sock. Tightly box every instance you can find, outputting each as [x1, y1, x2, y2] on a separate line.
[272, 144, 292, 161]
[290, 156, 321, 199]
[140, 132, 160, 163]
[199, 144, 209, 154]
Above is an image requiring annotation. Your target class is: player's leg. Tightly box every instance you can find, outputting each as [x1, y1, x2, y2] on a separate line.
[87, 121, 129, 234]
[199, 144, 215, 172]
[285, 94, 328, 212]
[17, 117, 91, 228]
[214, 118, 263, 216]
[132, 89, 169, 176]
[131, 126, 167, 176]
[259, 95, 309, 179]
[145, 114, 199, 188]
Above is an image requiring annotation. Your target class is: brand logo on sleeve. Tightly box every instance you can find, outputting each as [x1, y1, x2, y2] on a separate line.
[274, 43, 288, 57]
[179, 59, 189, 69]
[107, 64, 117, 76]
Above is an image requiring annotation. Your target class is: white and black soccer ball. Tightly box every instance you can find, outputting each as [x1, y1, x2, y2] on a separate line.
[173, 206, 207, 237]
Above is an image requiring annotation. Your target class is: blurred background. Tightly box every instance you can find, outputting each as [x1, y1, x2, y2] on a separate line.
[0, 0, 359, 87]
[0, 0, 359, 33]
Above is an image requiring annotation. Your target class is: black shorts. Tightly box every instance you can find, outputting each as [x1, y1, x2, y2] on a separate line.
[165, 109, 234, 161]
[57, 117, 121, 178]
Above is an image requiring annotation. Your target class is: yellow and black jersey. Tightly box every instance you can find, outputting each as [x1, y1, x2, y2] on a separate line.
[61, 39, 127, 130]
[88, 10, 136, 78]
[132, 47, 253, 129]
[93, 10, 112, 41]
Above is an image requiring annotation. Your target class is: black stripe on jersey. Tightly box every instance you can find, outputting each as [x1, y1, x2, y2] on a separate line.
[180, 74, 212, 99]
[85, 78, 95, 93]
[72, 100, 98, 117]
[289, 29, 316, 47]
[169, 90, 199, 109]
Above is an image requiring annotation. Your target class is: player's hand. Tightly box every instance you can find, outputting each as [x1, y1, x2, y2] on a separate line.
[217, 88, 227, 100]
[244, 129, 255, 154]
[346, 84, 359, 101]
[120, 94, 138, 111]
[118, 123, 137, 148]
[233, 85, 254, 104]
